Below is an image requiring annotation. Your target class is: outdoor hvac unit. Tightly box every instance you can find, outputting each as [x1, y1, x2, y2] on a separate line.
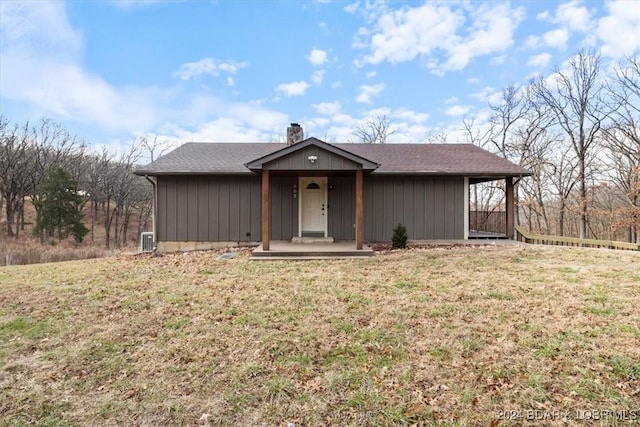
[140, 232, 154, 252]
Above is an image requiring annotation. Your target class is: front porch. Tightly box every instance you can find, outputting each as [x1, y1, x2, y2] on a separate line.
[251, 240, 374, 260]
[246, 138, 380, 253]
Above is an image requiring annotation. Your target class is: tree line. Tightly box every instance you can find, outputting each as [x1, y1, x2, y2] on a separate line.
[474, 51, 639, 243]
[352, 51, 638, 244]
[2, 50, 638, 246]
[0, 117, 156, 248]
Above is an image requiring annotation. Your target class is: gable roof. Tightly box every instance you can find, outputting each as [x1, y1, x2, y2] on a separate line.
[244, 137, 379, 170]
[343, 144, 529, 176]
[135, 140, 532, 178]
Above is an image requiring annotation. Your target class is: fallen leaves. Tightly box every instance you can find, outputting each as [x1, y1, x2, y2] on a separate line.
[0, 245, 639, 425]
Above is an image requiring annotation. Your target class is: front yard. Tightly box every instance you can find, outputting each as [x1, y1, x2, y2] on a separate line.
[0, 245, 638, 426]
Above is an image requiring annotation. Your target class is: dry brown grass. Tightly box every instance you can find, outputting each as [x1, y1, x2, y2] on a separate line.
[0, 198, 143, 266]
[1, 245, 639, 426]
[0, 238, 124, 266]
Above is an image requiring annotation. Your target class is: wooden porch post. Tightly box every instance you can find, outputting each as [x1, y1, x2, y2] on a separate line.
[355, 168, 363, 250]
[505, 177, 514, 239]
[262, 169, 270, 250]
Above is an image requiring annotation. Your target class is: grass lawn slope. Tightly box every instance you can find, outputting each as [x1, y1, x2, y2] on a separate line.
[1, 245, 639, 426]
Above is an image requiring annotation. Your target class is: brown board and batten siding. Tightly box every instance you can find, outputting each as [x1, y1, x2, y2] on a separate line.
[363, 176, 465, 241]
[156, 174, 464, 243]
[270, 177, 298, 240]
[157, 175, 299, 242]
[157, 175, 261, 242]
[264, 145, 361, 171]
[328, 177, 356, 240]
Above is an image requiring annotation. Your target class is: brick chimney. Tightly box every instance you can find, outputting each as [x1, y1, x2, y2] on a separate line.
[286, 123, 304, 145]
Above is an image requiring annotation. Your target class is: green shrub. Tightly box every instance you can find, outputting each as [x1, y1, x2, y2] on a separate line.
[392, 223, 408, 249]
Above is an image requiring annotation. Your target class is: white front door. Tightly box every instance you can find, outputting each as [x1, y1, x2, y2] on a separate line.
[300, 177, 327, 236]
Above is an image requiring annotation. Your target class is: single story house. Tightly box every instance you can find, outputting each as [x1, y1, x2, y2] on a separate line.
[135, 124, 531, 252]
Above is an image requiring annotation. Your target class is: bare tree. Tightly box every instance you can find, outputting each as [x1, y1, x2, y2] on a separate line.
[352, 115, 397, 144]
[424, 130, 448, 144]
[548, 145, 580, 236]
[602, 56, 640, 242]
[81, 149, 110, 244]
[532, 50, 610, 238]
[138, 135, 173, 162]
[106, 141, 144, 248]
[489, 84, 558, 232]
[488, 85, 528, 156]
[0, 119, 32, 236]
[461, 117, 506, 227]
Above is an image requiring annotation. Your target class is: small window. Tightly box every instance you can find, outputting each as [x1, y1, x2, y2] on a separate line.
[306, 182, 320, 190]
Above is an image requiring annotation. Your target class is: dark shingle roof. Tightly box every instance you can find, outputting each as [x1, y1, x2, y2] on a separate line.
[135, 141, 531, 177]
[136, 143, 280, 175]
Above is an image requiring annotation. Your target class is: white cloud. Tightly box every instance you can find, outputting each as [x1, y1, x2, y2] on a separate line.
[597, 1, 640, 58]
[351, 27, 370, 50]
[470, 86, 501, 105]
[538, 1, 593, 31]
[344, 2, 359, 14]
[173, 58, 247, 80]
[542, 28, 569, 50]
[356, 2, 524, 73]
[366, 71, 377, 78]
[532, 1, 596, 53]
[311, 70, 325, 85]
[0, 1, 289, 144]
[107, 0, 163, 9]
[164, 116, 287, 143]
[313, 101, 341, 115]
[528, 52, 552, 68]
[359, 3, 462, 65]
[364, 107, 391, 117]
[536, 10, 550, 21]
[443, 3, 525, 71]
[333, 113, 357, 126]
[0, 1, 82, 62]
[0, 1, 157, 131]
[392, 108, 429, 124]
[356, 83, 384, 104]
[306, 106, 435, 143]
[554, 1, 593, 32]
[307, 48, 328, 66]
[305, 117, 331, 131]
[524, 35, 540, 49]
[275, 81, 309, 97]
[489, 55, 506, 65]
[444, 104, 471, 117]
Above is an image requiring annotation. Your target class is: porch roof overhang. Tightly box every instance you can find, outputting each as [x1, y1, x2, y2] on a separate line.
[469, 173, 531, 184]
[244, 137, 380, 172]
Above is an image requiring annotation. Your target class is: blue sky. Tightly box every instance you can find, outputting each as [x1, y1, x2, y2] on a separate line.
[1, 0, 639, 152]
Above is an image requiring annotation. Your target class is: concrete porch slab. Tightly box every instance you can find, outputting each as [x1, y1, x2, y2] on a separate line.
[251, 240, 374, 260]
[291, 236, 335, 244]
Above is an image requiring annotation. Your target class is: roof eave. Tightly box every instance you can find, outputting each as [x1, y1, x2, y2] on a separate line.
[134, 170, 255, 176]
[371, 171, 533, 176]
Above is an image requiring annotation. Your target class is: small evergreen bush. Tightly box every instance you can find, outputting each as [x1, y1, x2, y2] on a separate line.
[392, 223, 408, 249]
